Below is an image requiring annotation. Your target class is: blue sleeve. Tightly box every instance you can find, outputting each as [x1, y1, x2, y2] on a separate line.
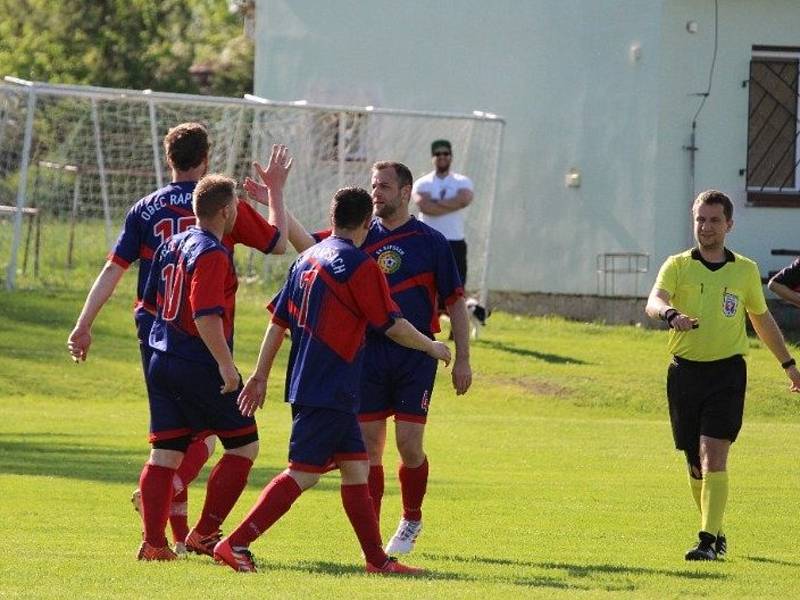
[108, 206, 142, 268]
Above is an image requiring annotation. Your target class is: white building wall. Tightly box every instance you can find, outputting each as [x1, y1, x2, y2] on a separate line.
[655, 0, 800, 285]
[254, 0, 800, 296]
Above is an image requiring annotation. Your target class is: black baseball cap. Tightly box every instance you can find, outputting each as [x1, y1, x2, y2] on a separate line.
[431, 139, 452, 154]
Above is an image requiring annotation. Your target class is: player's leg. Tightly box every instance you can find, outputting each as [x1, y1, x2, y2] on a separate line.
[359, 419, 388, 520]
[215, 405, 331, 572]
[686, 355, 745, 561]
[186, 374, 259, 558]
[169, 433, 217, 551]
[385, 421, 427, 554]
[358, 339, 393, 521]
[384, 348, 436, 555]
[137, 351, 191, 560]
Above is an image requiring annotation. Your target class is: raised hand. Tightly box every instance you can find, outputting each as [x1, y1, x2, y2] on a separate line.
[253, 144, 293, 194]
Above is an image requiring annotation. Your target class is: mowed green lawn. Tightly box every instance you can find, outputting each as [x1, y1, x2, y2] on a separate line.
[1, 284, 799, 599]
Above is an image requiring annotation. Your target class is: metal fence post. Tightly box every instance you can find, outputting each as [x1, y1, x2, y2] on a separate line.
[6, 88, 37, 290]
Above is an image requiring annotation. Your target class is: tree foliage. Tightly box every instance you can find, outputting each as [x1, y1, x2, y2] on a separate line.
[0, 0, 254, 96]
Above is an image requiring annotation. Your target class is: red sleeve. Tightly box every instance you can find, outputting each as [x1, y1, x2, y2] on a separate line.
[313, 229, 332, 242]
[189, 251, 228, 319]
[350, 259, 402, 332]
[224, 200, 280, 254]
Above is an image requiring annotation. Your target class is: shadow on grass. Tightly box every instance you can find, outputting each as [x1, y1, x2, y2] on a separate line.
[263, 558, 582, 589]
[0, 433, 283, 489]
[421, 552, 727, 585]
[745, 555, 800, 567]
[475, 340, 588, 365]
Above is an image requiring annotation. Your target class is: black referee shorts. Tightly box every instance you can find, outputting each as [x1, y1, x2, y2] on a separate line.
[666, 354, 746, 451]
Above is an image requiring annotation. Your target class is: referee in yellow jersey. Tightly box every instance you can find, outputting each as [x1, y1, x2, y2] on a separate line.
[646, 190, 800, 561]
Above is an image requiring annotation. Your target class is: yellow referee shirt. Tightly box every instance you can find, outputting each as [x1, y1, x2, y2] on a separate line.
[654, 248, 768, 361]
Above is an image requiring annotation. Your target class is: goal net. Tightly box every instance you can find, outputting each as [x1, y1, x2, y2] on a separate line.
[0, 78, 503, 304]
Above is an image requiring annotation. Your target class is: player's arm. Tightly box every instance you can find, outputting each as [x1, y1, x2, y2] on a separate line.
[237, 321, 286, 417]
[248, 144, 293, 255]
[67, 260, 126, 362]
[446, 296, 472, 395]
[645, 287, 697, 331]
[385, 318, 451, 364]
[767, 280, 800, 308]
[748, 310, 800, 392]
[413, 191, 458, 216]
[286, 210, 317, 253]
[195, 315, 240, 393]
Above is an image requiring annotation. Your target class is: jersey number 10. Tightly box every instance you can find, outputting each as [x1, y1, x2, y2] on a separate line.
[160, 263, 185, 322]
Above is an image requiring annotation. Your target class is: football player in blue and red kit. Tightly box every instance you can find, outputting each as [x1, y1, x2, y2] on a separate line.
[285, 161, 472, 555]
[67, 123, 290, 553]
[213, 187, 450, 574]
[135, 174, 273, 561]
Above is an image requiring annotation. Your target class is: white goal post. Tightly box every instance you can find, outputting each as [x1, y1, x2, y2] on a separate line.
[0, 77, 504, 305]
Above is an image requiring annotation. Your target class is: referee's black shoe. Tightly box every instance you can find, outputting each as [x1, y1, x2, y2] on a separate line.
[714, 534, 727, 558]
[685, 531, 718, 561]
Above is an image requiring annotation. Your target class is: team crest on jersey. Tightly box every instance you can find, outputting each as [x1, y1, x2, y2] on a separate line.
[420, 390, 429, 412]
[722, 291, 739, 317]
[376, 249, 403, 274]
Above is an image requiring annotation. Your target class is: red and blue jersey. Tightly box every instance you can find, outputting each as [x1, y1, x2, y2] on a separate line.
[315, 216, 463, 335]
[143, 227, 237, 366]
[269, 235, 401, 413]
[109, 180, 280, 318]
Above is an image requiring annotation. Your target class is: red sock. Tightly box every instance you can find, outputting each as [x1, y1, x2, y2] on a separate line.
[169, 487, 189, 544]
[228, 472, 302, 548]
[341, 483, 387, 568]
[368, 465, 384, 522]
[139, 463, 175, 547]
[194, 454, 253, 535]
[176, 437, 211, 489]
[398, 457, 428, 522]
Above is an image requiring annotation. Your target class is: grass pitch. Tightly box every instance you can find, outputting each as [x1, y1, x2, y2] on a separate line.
[1, 283, 799, 599]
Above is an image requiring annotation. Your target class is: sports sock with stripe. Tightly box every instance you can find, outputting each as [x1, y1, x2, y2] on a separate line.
[139, 463, 176, 548]
[398, 457, 428, 522]
[368, 465, 384, 522]
[194, 454, 253, 535]
[227, 472, 302, 548]
[341, 483, 388, 568]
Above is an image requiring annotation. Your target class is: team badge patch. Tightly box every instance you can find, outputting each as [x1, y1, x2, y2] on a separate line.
[376, 249, 402, 274]
[722, 291, 739, 317]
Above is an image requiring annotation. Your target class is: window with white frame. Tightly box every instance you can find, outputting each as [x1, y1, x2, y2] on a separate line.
[747, 46, 800, 206]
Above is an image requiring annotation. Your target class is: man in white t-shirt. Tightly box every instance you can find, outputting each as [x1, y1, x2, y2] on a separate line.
[412, 139, 474, 287]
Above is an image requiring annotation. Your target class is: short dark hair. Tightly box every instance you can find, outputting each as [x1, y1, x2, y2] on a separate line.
[164, 122, 209, 171]
[431, 139, 452, 154]
[372, 161, 413, 190]
[693, 189, 733, 221]
[193, 174, 235, 219]
[330, 187, 373, 229]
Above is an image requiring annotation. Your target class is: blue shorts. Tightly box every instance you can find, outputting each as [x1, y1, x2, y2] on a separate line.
[146, 350, 256, 446]
[358, 335, 438, 424]
[288, 405, 367, 472]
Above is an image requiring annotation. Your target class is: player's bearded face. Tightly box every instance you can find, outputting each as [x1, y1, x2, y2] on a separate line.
[371, 170, 403, 219]
[693, 203, 731, 250]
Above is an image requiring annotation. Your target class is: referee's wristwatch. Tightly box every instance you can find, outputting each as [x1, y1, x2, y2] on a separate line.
[781, 358, 796, 370]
